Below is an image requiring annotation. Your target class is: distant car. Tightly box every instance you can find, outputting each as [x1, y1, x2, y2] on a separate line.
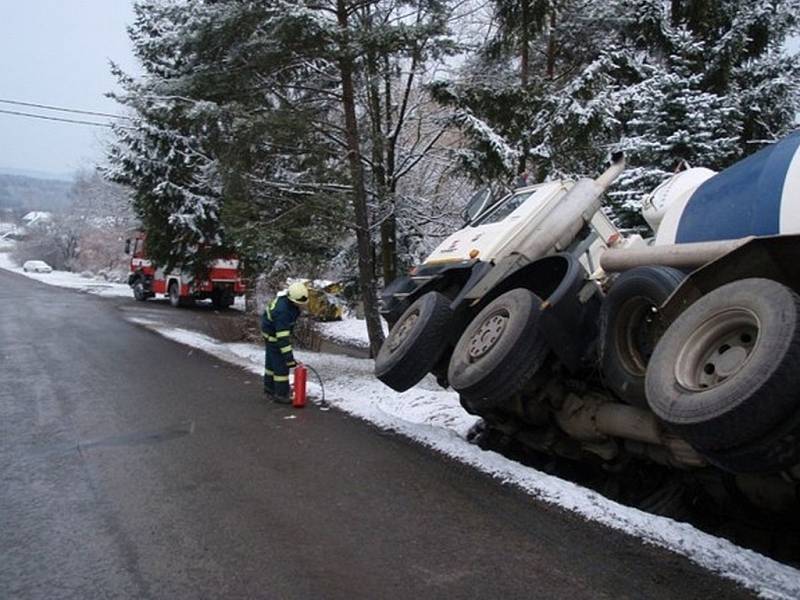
[22, 260, 53, 273]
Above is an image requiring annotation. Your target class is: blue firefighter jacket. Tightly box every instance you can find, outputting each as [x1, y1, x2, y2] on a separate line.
[261, 295, 300, 364]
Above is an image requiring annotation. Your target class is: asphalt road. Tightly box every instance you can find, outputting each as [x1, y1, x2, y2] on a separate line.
[0, 269, 755, 599]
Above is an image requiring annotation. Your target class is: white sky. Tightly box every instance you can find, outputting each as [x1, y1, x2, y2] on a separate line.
[0, 0, 138, 177]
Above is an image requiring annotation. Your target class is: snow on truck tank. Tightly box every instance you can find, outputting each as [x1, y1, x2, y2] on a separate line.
[422, 181, 567, 265]
[654, 131, 800, 245]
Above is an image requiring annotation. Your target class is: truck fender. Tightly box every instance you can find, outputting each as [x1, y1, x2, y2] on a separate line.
[166, 276, 183, 294]
[448, 261, 494, 310]
[536, 255, 602, 372]
[380, 261, 488, 326]
[660, 234, 800, 323]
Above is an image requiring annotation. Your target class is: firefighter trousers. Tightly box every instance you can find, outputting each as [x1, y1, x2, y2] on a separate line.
[264, 341, 290, 398]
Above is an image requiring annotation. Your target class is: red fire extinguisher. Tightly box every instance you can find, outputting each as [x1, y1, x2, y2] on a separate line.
[293, 363, 308, 408]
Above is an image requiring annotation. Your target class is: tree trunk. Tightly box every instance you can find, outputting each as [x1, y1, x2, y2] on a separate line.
[519, 0, 530, 176]
[365, 41, 396, 286]
[336, 0, 386, 357]
[380, 215, 397, 283]
[546, 10, 556, 79]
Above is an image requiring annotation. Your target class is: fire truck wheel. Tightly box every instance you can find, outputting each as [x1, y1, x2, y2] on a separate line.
[599, 266, 685, 407]
[645, 278, 800, 452]
[168, 281, 182, 308]
[448, 288, 549, 411]
[132, 279, 149, 302]
[374, 292, 453, 392]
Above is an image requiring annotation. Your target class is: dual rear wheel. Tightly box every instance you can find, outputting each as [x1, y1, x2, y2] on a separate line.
[645, 278, 800, 472]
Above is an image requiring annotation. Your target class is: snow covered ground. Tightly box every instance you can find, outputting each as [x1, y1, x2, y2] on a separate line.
[4, 242, 800, 598]
[316, 316, 384, 349]
[0, 249, 133, 298]
[126, 317, 800, 600]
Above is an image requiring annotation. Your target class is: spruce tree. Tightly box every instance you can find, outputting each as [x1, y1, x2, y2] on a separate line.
[433, 0, 800, 228]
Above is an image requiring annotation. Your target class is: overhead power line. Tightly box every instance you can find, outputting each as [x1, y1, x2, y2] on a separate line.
[0, 98, 133, 121]
[0, 107, 128, 129]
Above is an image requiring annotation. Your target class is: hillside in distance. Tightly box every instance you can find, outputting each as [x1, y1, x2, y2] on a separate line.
[0, 172, 72, 214]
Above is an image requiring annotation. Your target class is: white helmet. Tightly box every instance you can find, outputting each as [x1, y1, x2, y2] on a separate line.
[287, 281, 309, 305]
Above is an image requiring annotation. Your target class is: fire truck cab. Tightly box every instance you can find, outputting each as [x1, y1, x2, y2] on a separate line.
[124, 232, 245, 309]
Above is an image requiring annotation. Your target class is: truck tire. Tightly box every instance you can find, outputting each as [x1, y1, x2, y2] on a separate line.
[645, 278, 800, 452]
[374, 292, 453, 392]
[132, 279, 149, 302]
[599, 266, 684, 406]
[448, 288, 549, 411]
[168, 281, 182, 308]
[701, 407, 800, 473]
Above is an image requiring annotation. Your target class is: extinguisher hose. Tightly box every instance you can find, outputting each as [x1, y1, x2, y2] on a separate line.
[303, 363, 327, 407]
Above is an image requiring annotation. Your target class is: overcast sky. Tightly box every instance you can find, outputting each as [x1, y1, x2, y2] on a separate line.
[0, 0, 138, 178]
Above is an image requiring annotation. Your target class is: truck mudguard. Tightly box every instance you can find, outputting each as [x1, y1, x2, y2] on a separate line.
[380, 260, 484, 324]
[535, 254, 601, 372]
[660, 233, 800, 323]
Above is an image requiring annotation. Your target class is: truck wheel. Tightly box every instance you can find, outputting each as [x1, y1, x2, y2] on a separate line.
[645, 278, 800, 452]
[374, 292, 453, 392]
[132, 279, 149, 302]
[600, 266, 684, 406]
[448, 288, 549, 411]
[168, 281, 181, 308]
[701, 407, 800, 473]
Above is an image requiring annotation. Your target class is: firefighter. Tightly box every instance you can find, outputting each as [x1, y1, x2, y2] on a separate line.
[261, 282, 308, 403]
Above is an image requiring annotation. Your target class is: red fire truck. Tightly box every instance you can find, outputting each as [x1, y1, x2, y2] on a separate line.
[124, 232, 246, 309]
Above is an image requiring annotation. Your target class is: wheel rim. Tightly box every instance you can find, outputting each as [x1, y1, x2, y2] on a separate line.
[388, 310, 419, 352]
[615, 297, 663, 374]
[467, 310, 508, 361]
[674, 308, 760, 391]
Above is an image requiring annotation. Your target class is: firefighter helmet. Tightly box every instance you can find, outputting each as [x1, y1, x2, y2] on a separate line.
[287, 282, 309, 305]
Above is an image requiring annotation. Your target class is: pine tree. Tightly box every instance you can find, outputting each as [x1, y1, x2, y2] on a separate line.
[611, 25, 742, 222]
[109, 0, 458, 354]
[434, 0, 800, 227]
[106, 1, 228, 272]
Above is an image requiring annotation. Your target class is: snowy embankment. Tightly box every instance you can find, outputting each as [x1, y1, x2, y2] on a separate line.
[3, 245, 799, 598]
[316, 316, 387, 349]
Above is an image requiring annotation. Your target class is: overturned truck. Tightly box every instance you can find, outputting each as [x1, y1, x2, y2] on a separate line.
[375, 132, 800, 514]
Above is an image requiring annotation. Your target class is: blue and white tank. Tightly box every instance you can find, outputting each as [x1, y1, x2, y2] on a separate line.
[652, 131, 800, 245]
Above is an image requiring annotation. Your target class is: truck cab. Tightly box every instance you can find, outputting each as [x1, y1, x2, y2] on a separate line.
[377, 157, 627, 392]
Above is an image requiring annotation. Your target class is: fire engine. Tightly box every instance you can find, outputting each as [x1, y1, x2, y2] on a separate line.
[124, 232, 246, 309]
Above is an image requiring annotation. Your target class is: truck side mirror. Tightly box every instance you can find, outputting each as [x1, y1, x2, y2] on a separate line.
[124, 239, 131, 255]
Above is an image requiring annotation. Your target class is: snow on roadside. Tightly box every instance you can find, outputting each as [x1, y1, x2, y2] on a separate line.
[0, 251, 133, 298]
[126, 316, 800, 600]
[315, 316, 384, 349]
